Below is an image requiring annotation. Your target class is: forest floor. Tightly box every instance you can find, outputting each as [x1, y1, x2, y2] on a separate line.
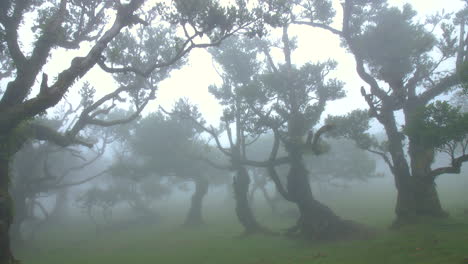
[16, 183, 468, 264]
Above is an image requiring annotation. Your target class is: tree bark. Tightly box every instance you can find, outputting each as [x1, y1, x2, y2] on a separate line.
[393, 139, 447, 226]
[184, 177, 209, 227]
[285, 152, 361, 240]
[0, 154, 16, 264]
[387, 106, 448, 226]
[394, 176, 446, 226]
[9, 189, 26, 246]
[233, 166, 267, 235]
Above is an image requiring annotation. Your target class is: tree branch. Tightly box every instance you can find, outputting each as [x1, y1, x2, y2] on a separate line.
[429, 153, 468, 180]
[29, 122, 93, 148]
[0, 0, 146, 133]
[266, 165, 293, 202]
[418, 74, 460, 105]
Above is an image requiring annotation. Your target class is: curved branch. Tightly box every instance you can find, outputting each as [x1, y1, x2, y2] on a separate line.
[52, 169, 109, 189]
[292, 20, 343, 36]
[418, 74, 460, 105]
[366, 148, 395, 175]
[161, 106, 233, 157]
[266, 165, 293, 202]
[429, 153, 468, 180]
[98, 22, 246, 77]
[0, 0, 145, 132]
[30, 122, 93, 148]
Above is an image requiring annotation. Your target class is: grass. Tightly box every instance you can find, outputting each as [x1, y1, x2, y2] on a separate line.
[15, 180, 468, 264]
[16, 209, 468, 264]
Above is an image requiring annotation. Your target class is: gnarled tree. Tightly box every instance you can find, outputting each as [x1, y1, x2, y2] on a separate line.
[0, 0, 261, 262]
[302, 0, 468, 225]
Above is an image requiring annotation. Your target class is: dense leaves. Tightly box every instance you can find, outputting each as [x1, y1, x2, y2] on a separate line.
[405, 101, 468, 148]
[352, 5, 435, 84]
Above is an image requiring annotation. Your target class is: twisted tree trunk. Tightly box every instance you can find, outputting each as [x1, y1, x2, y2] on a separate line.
[285, 152, 361, 240]
[233, 166, 267, 235]
[184, 177, 209, 227]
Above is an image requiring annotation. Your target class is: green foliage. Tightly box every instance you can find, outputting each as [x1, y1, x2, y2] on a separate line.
[209, 36, 262, 86]
[162, 0, 263, 39]
[404, 101, 468, 148]
[127, 101, 211, 180]
[326, 110, 377, 150]
[78, 82, 95, 109]
[249, 59, 345, 137]
[352, 4, 435, 83]
[260, 0, 336, 26]
[208, 36, 265, 136]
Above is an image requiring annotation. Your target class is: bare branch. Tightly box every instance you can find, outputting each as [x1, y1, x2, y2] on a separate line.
[366, 148, 395, 175]
[52, 169, 110, 189]
[30, 122, 93, 148]
[429, 153, 468, 180]
[292, 20, 343, 36]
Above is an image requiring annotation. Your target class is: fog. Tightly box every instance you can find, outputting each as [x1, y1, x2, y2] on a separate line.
[1, 0, 468, 264]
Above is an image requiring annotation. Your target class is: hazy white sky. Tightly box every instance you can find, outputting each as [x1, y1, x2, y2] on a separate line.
[151, 0, 466, 126]
[31, 0, 466, 127]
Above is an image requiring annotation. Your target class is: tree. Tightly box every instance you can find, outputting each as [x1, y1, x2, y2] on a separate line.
[0, 1, 261, 262]
[10, 134, 109, 245]
[297, 0, 468, 225]
[119, 104, 226, 228]
[206, 36, 273, 235]
[244, 23, 370, 240]
[306, 138, 382, 191]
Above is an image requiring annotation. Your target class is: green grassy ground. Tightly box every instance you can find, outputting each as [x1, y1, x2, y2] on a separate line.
[17, 209, 468, 264]
[16, 180, 468, 264]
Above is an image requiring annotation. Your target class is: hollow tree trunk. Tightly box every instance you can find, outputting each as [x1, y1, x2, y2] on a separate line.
[233, 166, 266, 235]
[0, 155, 16, 264]
[286, 153, 361, 240]
[184, 177, 209, 227]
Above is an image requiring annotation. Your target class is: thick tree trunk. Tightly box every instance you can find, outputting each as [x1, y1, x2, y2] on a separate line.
[9, 190, 26, 246]
[184, 177, 209, 227]
[0, 155, 16, 264]
[393, 174, 447, 227]
[286, 152, 364, 240]
[233, 166, 267, 235]
[392, 132, 447, 226]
